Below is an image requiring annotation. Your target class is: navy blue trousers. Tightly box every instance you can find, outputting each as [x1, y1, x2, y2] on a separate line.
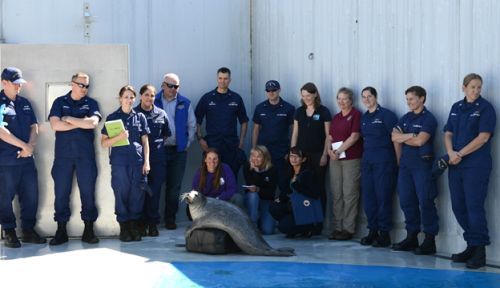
[361, 161, 396, 232]
[164, 149, 187, 223]
[51, 158, 98, 222]
[111, 164, 145, 223]
[448, 166, 491, 246]
[397, 163, 439, 235]
[142, 161, 166, 224]
[0, 163, 39, 230]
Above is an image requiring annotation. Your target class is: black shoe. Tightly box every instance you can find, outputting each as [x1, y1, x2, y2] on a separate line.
[22, 228, 47, 244]
[452, 246, 475, 263]
[360, 230, 378, 246]
[137, 221, 147, 237]
[129, 221, 142, 242]
[414, 234, 436, 255]
[392, 232, 418, 251]
[119, 222, 132, 242]
[328, 230, 342, 240]
[335, 230, 353, 241]
[3, 229, 21, 248]
[82, 221, 99, 244]
[286, 233, 296, 239]
[165, 221, 177, 230]
[466, 246, 486, 269]
[372, 231, 391, 247]
[49, 222, 68, 246]
[148, 223, 159, 237]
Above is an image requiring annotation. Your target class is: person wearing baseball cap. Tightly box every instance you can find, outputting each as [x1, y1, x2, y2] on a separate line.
[0, 67, 46, 248]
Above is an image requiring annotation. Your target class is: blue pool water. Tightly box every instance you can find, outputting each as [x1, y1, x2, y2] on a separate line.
[163, 261, 500, 288]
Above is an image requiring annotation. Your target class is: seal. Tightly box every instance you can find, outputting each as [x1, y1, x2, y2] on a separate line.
[182, 190, 295, 256]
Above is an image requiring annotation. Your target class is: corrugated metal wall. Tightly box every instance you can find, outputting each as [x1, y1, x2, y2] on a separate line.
[252, 0, 500, 262]
[1, 0, 500, 262]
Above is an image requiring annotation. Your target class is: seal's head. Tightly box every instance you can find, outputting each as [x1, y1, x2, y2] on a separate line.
[180, 190, 206, 205]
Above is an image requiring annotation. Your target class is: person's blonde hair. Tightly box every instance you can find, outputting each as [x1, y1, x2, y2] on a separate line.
[250, 145, 273, 171]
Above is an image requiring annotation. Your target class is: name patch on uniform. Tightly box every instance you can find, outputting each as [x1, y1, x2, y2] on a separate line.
[80, 105, 90, 110]
[228, 102, 238, 107]
[470, 111, 481, 117]
[22, 105, 31, 111]
[259, 113, 266, 116]
[412, 124, 422, 128]
[450, 113, 457, 116]
[177, 104, 185, 109]
[347, 115, 352, 121]
[372, 119, 383, 124]
[276, 113, 287, 117]
[209, 101, 216, 106]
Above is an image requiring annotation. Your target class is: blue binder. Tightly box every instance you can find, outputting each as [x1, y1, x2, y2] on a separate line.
[290, 191, 323, 225]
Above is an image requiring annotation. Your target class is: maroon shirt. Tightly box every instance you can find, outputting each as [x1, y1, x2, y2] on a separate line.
[329, 108, 363, 160]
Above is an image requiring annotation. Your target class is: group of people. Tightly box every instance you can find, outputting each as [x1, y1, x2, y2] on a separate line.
[0, 66, 495, 269]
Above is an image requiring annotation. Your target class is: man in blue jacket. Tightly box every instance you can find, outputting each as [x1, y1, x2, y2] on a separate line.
[154, 73, 196, 229]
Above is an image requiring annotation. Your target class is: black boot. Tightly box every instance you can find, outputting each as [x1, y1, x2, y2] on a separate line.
[466, 246, 486, 269]
[49, 222, 68, 245]
[452, 246, 475, 263]
[137, 221, 147, 237]
[119, 222, 132, 242]
[392, 232, 418, 251]
[82, 221, 99, 244]
[414, 234, 436, 255]
[372, 231, 391, 247]
[360, 230, 378, 246]
[3, 229, 21, 248]
[22, 228, 47, 244]
[129, 221, 142, 242]
[148, 223, 159, 237]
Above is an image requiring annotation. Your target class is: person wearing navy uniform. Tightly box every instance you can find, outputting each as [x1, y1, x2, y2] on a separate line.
[444, 73, 496, 269]
[252, 80, 295, 197]
[101, 85, 150, 242]
[48, 72, 101, 245]
[135, 84, 170, 236]
[359, 87, 398, 247]
[0, 67, 46, 248]
[392, 86, 439, 255]
[154, 73, 196, 230]
[196, 67, 249, 181]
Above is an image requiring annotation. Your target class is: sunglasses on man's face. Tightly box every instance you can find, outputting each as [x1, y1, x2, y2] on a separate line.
[72, 81, 90, 89]
[163, 82, 179, 89]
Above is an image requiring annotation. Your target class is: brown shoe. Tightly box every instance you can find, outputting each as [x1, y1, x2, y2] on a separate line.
[165, 222, 177, 230]
[328, 230, 342, 240]
[335, 230, 353, 241]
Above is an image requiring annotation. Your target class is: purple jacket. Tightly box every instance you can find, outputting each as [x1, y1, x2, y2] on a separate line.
[191, 163, 236, 201]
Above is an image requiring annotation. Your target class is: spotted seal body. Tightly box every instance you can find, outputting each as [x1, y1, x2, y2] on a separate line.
[182, 190, 294, 256]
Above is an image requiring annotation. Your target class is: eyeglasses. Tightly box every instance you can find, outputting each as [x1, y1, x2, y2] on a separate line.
[72, 81, 90, 89]
[163, 82, 179, 89]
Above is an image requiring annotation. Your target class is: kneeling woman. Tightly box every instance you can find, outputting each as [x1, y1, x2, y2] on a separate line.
[243, 145, 278, 235]
[270, 147, 322, 238]
[101, 85, 150, 242]
[191, 148, 239, 204]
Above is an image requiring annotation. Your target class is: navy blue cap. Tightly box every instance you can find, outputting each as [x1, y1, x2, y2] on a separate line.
[1, 67, 27, 84]
[265, 80, 280, 91]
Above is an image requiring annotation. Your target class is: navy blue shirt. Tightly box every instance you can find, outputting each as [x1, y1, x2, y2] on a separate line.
[101, 108, 150, 166]
[48, 92, 102, 159]
[444, 96, 496, 168]
[253, 98, 295, 159]
[361, 105, 398, 163]
[135, 105, 171, 163]
[0, 91, 37, 165]
[195, 88, 249, 146]
[397, 106, 437, 168]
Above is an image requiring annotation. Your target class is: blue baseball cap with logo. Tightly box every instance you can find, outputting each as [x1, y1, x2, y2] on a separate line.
[1, 67, 27, 84]
[265, 80, 280, 92]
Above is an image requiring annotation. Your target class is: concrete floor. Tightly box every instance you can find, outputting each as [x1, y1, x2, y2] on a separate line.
[1, 222, 500, 287]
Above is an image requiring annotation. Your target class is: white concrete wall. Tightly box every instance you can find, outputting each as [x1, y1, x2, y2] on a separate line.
[0, 44, 129, 236]
[252, 0, 500, 263]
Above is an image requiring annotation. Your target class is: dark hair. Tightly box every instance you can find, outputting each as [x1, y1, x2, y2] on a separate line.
[139, 84, 156, 95]
[463, 73, 483, 87]
[287, 146, 310, 177]
[198, 148, 223, 191]
[361, 86, 378, 98]
[300, 82, 322, 108]
[405, 85, 427, 103]
[119, 85, 136, 98]
[217, 67, 231, 76]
